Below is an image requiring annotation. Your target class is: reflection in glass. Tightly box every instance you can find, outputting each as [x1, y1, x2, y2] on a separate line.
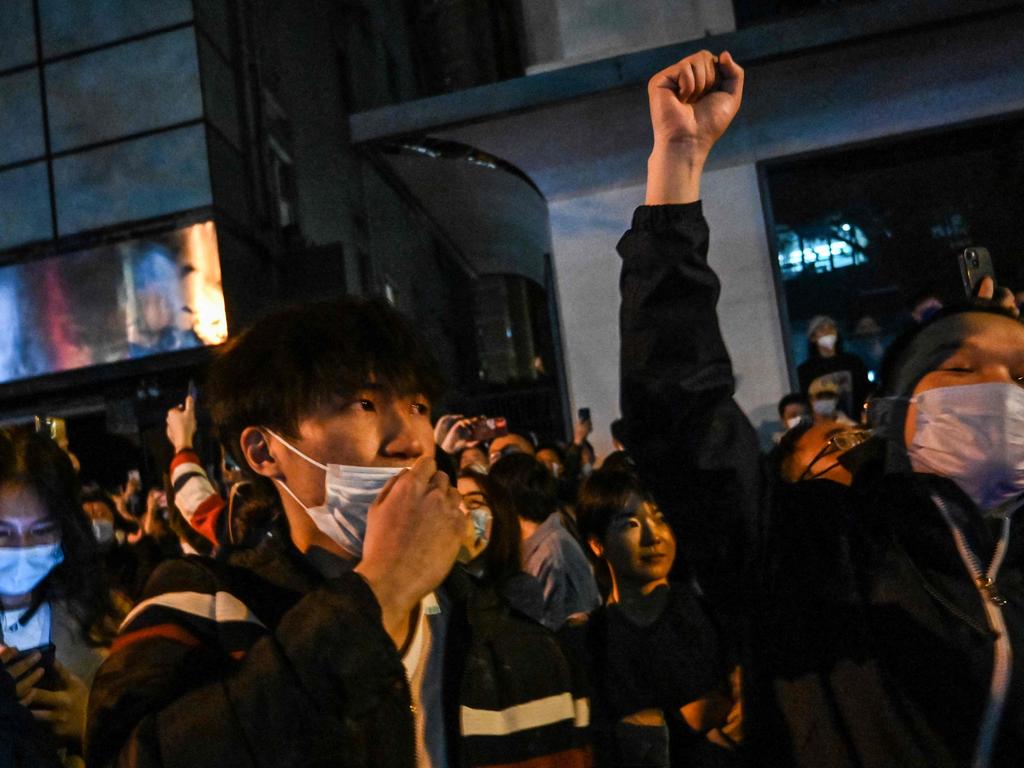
[53, 124, 212, 236]
[46, 28, 202, 152]
[0, 0, 37, 71]
[0, 70, 45, 166]
[0, 221, 228, 384]
[0, 162, 53, 250]
[39, 0, 192, 57]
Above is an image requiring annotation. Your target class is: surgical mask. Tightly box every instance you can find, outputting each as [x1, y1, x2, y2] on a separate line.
[786, 415, 804, 430]
[92, 520, 115, 547]
[458, 505, 493, 565]
[817, 334, 837, 352]
[907, 382, 1024, 513]
[0, 543, 64, 596]
[813, 397, 838, 417]
[265, 430, 405, 560]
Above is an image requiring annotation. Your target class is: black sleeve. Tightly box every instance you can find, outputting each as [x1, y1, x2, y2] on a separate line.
[86, 561, 412, 767]
[617, 203, 764, 608]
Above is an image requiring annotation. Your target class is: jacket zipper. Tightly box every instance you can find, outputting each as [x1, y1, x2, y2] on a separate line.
[932, 494, 1012, 768]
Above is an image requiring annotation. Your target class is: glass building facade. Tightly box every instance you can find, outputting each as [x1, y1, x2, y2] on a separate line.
[0, 0, 242, 386]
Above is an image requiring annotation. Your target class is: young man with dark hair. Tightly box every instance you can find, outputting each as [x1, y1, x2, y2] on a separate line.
[87, 298, 591, 767]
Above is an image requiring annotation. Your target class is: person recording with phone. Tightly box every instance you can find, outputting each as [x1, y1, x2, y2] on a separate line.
[0, 429, 111, 764]
[619, 47, 1024, 768]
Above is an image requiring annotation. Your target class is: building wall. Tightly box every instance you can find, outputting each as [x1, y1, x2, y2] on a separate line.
[535, 8, 1024, 457]
[521, 0, 735, 72]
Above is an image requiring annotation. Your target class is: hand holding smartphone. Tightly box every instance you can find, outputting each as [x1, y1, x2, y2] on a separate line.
[959, 247, 995, 298]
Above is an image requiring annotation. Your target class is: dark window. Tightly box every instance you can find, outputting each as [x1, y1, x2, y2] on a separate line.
[733, 0, 847, 29]
[53, 124, 211, 235]
[38, 0, 192, 57]
[0, 162, 53, 250]
[45, 28, 202, 152]
[0, 0, 37, 72]
[0, 70, 45, 166]
[766, 118, 1024, 381]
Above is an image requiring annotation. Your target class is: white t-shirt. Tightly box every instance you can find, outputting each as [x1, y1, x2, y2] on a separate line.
[0, 601, 51, 651]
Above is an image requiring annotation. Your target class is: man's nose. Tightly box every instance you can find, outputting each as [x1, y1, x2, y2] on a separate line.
[380, 405, 425, 459]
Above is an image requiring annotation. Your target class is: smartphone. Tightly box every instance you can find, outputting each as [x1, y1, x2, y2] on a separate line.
[959, 247, 995, 298]
[578, 407, 591, 423]
[469, 417, 508, 443]
[16, 643, 59, 691]
[187, 378, 199, 407]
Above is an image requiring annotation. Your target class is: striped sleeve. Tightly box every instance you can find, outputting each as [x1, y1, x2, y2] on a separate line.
[459, 616, 593, 768]
[171, 450, 226, 546]
[87, 561, 413, 767]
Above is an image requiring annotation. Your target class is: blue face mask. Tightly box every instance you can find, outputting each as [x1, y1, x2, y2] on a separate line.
[0, 543, 64, 596]
[265, 429, 406, 560]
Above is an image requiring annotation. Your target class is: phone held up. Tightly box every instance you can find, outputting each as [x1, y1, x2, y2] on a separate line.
[959, 246, 995, 298]
[578, 407, 591, 424]
[469, 417, 508, 443]
[17, 643, 60, 691]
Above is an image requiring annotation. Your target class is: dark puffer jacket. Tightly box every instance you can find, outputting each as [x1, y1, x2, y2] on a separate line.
[86, 520, 591, 767]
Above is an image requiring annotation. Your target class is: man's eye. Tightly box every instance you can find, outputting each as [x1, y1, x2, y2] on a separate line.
[941, 367, 973, 374]
[356, 399, 376, 412]
[411, 402, 430, 416]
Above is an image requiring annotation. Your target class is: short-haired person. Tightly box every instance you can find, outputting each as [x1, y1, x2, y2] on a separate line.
[87, 298, 590, 767]
[566, 468, 742, 767]
[489, 453, 600, 630]
[619, 49, 1024, 767]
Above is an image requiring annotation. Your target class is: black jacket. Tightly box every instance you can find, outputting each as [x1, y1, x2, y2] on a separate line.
[86, 522, 591, 767]
[617, 202, 1024, 767]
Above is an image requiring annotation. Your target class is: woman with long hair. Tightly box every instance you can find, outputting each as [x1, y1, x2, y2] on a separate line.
[0, 428, 111, 762]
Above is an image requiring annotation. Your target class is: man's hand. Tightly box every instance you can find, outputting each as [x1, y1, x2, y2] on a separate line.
[355, 456, 465, 647]
[166, 395, 197, 453]
[440, 417, 478, 455]
[22, 661, 88, 750]
[646, 50, 744, 205]
[976, 276, 1021, 319]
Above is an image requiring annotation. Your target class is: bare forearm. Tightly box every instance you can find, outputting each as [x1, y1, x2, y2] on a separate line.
[645, 143, 707, 205]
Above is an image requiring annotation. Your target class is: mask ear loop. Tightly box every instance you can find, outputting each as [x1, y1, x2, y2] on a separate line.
[262, 428, 325, 511]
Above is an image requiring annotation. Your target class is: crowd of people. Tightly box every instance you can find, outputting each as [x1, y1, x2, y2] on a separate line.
[2, 49, 1023, 768]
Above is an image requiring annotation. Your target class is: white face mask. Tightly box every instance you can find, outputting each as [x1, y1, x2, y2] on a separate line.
[0, 543, 64, 597]
[817, 334, 838, 351]
[92, 519, 115, 547]
[908, 382, 1024, 513]
[813, 397, 838, 417]
[266, 429, 405, 560]
[786, 415, 804, 430]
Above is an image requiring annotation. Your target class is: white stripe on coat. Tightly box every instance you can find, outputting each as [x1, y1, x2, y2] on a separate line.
[121, 591, 266, 632]
[460, 693, 590, 737]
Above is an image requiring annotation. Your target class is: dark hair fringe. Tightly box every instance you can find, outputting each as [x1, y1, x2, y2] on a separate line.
[206, 296, 446, 468]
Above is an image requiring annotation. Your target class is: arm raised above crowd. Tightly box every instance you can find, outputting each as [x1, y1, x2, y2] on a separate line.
[619, 51, 761, 606]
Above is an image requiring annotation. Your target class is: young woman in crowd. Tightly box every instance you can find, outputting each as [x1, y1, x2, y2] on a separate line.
[0, 429, 111, 764]
[565, 468, 742, 767]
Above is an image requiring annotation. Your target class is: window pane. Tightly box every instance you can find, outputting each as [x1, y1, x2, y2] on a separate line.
[53, 124, 212, 235]
[0, 221, 227, 384]
[0, 70, 45, 165]
[39, 0, 192, 58]
[46, 28, 202, 152]
[0, 162, 52, 250]
[0, 0, 36, 72]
